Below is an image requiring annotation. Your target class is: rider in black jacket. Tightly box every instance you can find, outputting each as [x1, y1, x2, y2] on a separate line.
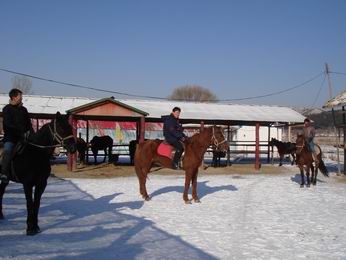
[162, 107, 186, 169]
[0, 88, 32, 182]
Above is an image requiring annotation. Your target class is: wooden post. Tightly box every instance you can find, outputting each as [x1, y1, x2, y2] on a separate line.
[86, 120, 90, 164]
[255, 122, 261, 170]
[227, 124, 231, 166]
[343, 106, 346, 174]
[200, 121, 204, 132]
[139, 116, 145, 143]
[267, 125, 271, 163]
[67, 114, 77, 171]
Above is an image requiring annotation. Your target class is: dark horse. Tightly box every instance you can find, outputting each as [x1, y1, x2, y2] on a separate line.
[90, 135, 113, 164]
[295, 133, 328, 187]
[129, 139, 138, 165]
[134, 126, 229, 203]
[211, 150, 226, 167]
[269, 138, 296, 166]
[0, 112, 76, 235]
[76, 137, 88, 165]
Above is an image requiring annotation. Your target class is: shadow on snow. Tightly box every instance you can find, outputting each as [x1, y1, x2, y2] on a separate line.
[0, 177, 217, 260]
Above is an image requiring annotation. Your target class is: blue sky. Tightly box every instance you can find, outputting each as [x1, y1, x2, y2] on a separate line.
[0, 0, 345, 107]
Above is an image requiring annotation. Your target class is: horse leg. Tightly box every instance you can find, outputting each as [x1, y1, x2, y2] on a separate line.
[291, 153, 295, 165]
[32, 181, 47, 233]
[279, 154, 283, 166]
[93, 149, 98, 165]
[299, 166, 304, 188]
[108, 146, 113, 163]
[191, 168, 200, 203]
[306, 167, 311, 188]
[312, 164, 317, 185]
[23, 184, 37, 235]
[135, 164, 150, 201]
[183, 170, 192, 204]
[103, 148, 107, 163]
[0, 181, 9, 219]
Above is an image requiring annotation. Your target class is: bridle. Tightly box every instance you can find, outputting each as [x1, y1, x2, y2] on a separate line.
[29, 119, 75, 149]
[295, 137, 305, 153]
[211, 126, 227, 149]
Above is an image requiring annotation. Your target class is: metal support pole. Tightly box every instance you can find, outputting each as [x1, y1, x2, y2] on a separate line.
[255, 123, 261, 170]
[139, 116, 145, 143]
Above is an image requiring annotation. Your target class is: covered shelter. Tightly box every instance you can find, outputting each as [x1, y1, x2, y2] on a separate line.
[323, 90, 346, 174]
[65, 97, 148, 170]
[0, 93, 306, 170]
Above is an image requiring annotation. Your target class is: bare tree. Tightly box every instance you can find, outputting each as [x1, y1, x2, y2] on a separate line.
[11, 75, 33, 94]
[168, 85, 218, 102]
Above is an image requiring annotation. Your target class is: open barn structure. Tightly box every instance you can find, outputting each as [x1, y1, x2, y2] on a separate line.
[324, 90, 346, 174]
[0, 93, 305, 170]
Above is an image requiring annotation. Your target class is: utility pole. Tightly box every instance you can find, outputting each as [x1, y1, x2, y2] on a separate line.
[325, 63, 342, 175]
[325, 63, 333, 99]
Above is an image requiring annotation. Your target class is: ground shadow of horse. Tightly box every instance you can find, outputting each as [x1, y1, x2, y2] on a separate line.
[290, 174, 326, 185]
[0, 178, 217, 259]
[150, 180, 237, 199]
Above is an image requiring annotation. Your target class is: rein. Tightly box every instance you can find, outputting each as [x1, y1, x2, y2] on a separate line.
[28, 119, 74, 149]
[295, 138, 305, 152]
[211, 127, 227, 148]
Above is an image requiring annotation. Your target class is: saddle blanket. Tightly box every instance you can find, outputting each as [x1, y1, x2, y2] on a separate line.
[157, 142, 174, 159]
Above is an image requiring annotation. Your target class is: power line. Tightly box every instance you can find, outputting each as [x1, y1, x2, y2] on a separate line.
[0, 68, 168, 100]
[217, 72, 324, 102]
[310, 73, 326, 108]
[0, 67, 324, 102]
[330, 71, 346, 76]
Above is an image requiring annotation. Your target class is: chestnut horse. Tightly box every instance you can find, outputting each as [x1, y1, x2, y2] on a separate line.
[134, 126, 229, 203]
[295, 133, 328, 187]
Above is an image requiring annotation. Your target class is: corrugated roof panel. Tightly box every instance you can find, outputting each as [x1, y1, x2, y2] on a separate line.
[0, 94, 305, 123]
[323, 90, 346, 108]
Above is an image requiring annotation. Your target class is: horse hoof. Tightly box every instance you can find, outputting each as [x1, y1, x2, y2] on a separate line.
[306, 184, 310, 188]
[144, 196, 151, 201]
[35, 226, 41, 233]
[184, 200, 192, 204]
[26, 229, 39, 236]
[194, 199, 201, 203]
[300, 184, 304, 188]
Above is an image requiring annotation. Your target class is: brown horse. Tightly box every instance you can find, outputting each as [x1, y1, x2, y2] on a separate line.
[295, 133, 328, 187]
[269, 138, 296, 166]
[134, 126, 229, 203]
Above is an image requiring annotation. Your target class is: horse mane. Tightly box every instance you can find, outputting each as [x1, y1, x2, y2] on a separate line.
[186, 128, 212, 147]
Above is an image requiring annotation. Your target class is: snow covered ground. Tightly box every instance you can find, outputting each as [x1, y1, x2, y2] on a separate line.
[1, 165, 346, 259]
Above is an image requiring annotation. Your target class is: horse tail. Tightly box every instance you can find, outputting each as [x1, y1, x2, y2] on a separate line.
[318, 159, 329, 177]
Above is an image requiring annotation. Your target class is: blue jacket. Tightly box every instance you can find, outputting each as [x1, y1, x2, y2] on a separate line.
[162, 114, 185, 144]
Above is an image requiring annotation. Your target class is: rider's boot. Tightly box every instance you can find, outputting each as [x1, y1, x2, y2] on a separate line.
[172, 149, 183, 170]
[0, 151, 12, 182]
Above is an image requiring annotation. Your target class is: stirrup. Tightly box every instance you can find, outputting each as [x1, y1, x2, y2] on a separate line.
[0, 173, 9, 182]
[172, 163, 180, 170]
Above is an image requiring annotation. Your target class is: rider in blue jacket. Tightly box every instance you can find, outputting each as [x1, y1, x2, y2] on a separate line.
[162, 107, 186, 170]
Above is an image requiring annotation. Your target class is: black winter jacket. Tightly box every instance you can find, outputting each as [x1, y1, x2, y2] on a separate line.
[2, 103, 32, 143]
[162, 113, 185, 144]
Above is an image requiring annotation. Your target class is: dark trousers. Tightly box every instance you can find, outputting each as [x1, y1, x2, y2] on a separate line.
[168, 139, 184, 165]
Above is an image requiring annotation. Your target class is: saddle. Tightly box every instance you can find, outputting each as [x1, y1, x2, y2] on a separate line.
[157, 141, 185, 160]
[157, 141, 175, 159]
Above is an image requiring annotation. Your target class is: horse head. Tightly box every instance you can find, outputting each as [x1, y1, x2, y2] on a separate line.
[49, 112, 77, 154]
[269, 138, 278, 147]
[210, 126, 229, 151]
[295, 133, 305, 155]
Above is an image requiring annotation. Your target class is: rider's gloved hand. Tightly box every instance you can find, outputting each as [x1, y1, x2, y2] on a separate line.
[23, 130, 31, 142]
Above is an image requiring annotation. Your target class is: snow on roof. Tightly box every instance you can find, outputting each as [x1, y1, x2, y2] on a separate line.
[323, 90, 346, 108]
[0, 94, 305, 123]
